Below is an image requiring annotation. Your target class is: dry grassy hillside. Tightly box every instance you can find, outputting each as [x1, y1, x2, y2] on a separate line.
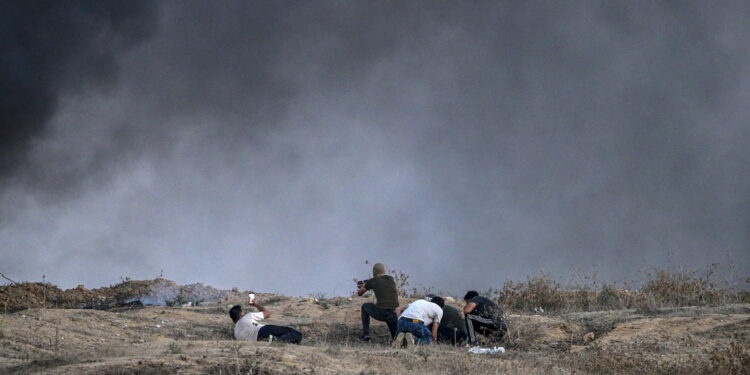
[1, 275, 749, 375]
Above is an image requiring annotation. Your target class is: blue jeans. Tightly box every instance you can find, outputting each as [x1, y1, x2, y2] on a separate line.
[397, 318, 432, 344]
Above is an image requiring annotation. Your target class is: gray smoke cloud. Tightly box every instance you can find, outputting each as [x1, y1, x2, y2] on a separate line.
[1, 1, 748, 296]
[0, 0, 156, 177]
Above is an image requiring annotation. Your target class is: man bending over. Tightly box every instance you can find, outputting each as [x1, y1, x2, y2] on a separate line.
[425, 294, 467, 345]
[394, 296, 444, 345]
[463, 290, 507, 344]
[229, 298, 302, 344]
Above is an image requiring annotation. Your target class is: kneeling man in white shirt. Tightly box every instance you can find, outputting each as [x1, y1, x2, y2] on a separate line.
[395, 297, 444, 345]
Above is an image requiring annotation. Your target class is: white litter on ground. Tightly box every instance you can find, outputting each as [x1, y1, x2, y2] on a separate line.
[468, 346, 505, 354]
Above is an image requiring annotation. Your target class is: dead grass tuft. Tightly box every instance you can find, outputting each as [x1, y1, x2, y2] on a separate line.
[700, 341, 750, 375]
[570, 339, 750, 375]
[496, 272, 568, 312]
[488, 264, 748, 314]
[6, 352, 91, 375]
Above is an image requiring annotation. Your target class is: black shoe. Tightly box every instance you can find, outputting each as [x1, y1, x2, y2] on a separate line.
[360, 335, 371, 342]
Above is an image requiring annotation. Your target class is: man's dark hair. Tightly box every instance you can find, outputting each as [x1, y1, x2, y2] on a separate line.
[431, 296, 445, 309]
[229, 305, 242, 323]
[464, 290, 479, 301]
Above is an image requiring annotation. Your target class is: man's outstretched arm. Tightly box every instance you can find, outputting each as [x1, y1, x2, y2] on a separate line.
[252, 301, 271, 319]
[357, 282, 368, 296]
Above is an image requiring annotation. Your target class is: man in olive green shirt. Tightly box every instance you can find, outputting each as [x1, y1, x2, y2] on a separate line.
[357, 263, 399, 341]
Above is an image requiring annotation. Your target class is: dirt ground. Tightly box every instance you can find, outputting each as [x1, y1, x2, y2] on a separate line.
[1, 281, 748, 374]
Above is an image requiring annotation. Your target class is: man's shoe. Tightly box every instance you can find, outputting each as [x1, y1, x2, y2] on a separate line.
[391, 332, 405, 348]
[360, 335, 371, 342]
[404, 332, 415, 347]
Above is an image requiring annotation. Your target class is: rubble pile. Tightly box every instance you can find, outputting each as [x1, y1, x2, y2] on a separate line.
[0, 278, 248, 313]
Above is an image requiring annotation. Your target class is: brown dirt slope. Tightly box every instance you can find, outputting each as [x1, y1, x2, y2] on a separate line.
[1, 281, 748, 374]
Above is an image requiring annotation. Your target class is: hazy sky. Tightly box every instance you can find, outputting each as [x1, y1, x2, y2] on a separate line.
[2, 1, 749, 296]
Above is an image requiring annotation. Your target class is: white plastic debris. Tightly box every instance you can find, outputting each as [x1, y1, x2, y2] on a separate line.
[155, 325, 161, 328]
[468, 346, 505, 354]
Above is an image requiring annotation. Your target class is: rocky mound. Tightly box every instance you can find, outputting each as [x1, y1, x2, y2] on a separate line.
[0, 279, 247, 313]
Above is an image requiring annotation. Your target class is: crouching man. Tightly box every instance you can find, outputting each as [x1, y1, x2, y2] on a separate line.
[394, 296, 444, 345]
[463, 290, 507, 344]
[229, 299, 302, 344]
[358, 263, 400, 341]
[425, 294, 468, 345]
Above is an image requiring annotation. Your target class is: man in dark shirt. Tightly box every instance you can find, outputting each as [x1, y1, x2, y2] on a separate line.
[357, 263, 400, 341]
[425, 294, 467, 345]
[463, 290, 507, 344]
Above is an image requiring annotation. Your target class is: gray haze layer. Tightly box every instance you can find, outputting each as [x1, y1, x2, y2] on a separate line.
[1, 1, 749, 296]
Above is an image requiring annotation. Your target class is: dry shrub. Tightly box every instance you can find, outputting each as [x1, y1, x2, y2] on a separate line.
[595, 285, 628, 310]
[700, 341, 750, 374]
[494, 274, 635, 313]
[638, 265, 743, 308]
[207, 358, 272, 375]
[571, 340, 750, 375]
[498, 272, 568, 312]
[573, 345, 679, 375]
[262, 295, 287, 305]
[386, 268, 437, 298]
[502, 315, 549, 351]
[166, 342, 182, 355]
[4, 351, 93, 375]
[493, 264, 748, 314]
[390, 268, 412, 297]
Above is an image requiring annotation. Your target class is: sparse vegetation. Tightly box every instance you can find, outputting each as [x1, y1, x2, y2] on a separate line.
[310, 292, 330, 309]
[638, 264, 740, 307]
[1, 265, 748, 374]
[225, 342, 242, 353]
[391, 268, 411, 297]
[568, 338, 750, 375]
[485, 264, 749, 314]
[496, 272, 568, 312]
[390, 268, 435, 298]
[262, 295, 287, 305]
[701, 340, 750, 375]
[167, 341, 182, 355]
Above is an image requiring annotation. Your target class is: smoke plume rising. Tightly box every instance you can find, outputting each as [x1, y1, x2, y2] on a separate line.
[1, 1, 748, 296]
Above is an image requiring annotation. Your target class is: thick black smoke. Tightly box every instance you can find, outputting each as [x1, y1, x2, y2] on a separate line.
[0, 0, 156, 175]
[1, 1, 748, 295]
